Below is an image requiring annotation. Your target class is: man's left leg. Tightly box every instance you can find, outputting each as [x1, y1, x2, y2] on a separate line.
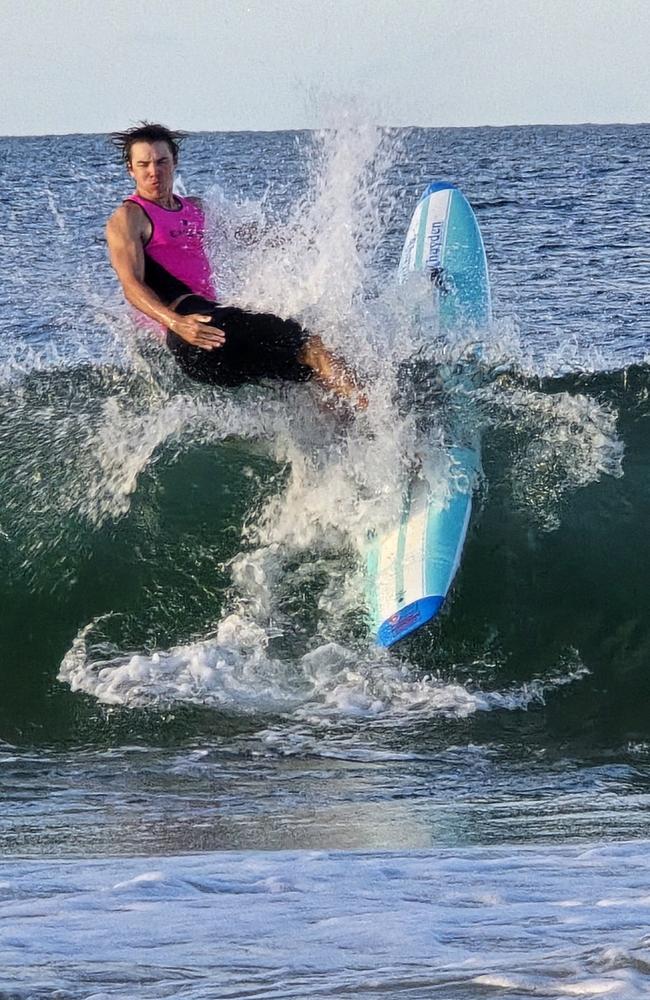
[299, 334, 367, 409]
[210, 307, 368, 407]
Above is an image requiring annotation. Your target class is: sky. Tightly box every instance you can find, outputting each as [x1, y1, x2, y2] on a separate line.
[1, 0, 648, 136]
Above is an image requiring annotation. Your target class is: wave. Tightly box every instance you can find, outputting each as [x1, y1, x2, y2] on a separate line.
[3, 122, 649, 746]
[2, 350, 648, 744]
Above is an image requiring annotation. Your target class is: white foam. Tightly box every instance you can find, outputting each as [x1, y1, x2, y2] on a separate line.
[489, 384, 624, 530]
[1, 842, 649, 998]
[58, 611, 588, 724]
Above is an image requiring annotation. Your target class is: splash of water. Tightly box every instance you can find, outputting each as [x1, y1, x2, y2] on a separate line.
[0, 121, 625, 718]
[58, 610, 589, 723]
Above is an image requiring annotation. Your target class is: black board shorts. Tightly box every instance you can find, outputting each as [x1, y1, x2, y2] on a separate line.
[166, 295, 313, 387]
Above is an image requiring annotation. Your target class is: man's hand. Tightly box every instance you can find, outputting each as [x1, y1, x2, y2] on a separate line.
[169, 313, 226, 350]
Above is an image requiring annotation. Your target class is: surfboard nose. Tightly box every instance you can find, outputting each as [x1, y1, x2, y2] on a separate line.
[421, 181, 457, 199]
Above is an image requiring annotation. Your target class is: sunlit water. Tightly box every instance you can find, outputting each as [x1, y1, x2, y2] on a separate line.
[2, 122, 650, 998]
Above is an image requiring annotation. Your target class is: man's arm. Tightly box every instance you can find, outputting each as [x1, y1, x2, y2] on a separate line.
[105, 204, 225, 350]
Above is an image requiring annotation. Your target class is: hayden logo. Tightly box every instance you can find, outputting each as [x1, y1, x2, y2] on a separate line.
[426, 222, 443, 269]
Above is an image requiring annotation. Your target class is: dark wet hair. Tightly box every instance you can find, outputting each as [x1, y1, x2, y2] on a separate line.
[111, 122, 186, 166]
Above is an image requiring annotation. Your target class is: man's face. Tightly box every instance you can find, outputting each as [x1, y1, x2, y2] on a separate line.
[128, 140, 176, 200]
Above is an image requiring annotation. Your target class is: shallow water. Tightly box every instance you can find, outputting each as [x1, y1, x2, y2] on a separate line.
[4, 844, 650, 999]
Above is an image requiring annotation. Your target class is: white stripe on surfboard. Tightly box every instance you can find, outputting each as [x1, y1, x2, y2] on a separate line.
[375, 483, 434, 623]
[376, 522, 401, 622]
[400, 485, 429, 608]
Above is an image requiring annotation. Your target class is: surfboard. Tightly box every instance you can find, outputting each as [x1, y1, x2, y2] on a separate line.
[366, 182, 491, 647]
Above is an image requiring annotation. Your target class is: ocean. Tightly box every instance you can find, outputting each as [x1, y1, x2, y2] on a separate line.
[2, 122, 650, 998]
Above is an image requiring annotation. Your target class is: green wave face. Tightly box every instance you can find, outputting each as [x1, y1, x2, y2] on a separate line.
[2, 361, 649, 748]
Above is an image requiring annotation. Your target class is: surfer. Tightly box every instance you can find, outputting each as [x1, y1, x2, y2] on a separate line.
[106, 122, 366, 407]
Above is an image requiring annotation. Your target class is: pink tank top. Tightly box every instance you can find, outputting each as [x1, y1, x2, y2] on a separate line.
[126, 193, 216, 299]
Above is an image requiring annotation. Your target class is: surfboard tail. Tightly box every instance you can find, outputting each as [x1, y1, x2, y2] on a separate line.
[377, 596, 444, 647]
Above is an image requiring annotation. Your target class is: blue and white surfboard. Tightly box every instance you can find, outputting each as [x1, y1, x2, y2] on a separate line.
[367, 182, 491, 647]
